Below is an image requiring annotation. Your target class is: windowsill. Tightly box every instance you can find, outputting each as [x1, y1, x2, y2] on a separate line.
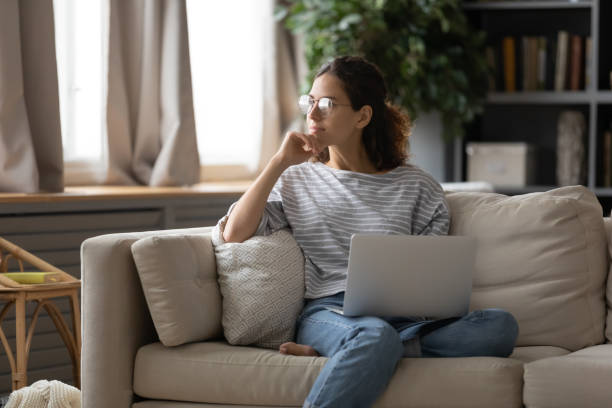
[0, 181, 252, 203]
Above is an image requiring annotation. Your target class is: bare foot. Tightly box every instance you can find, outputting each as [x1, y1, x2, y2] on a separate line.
[279, 342, 319, 357]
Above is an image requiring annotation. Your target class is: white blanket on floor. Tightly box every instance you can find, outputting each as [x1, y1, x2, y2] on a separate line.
[5, 380, 80, 408]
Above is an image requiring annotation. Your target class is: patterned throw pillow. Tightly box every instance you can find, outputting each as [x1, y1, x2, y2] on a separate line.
[213, 229, 305, 349]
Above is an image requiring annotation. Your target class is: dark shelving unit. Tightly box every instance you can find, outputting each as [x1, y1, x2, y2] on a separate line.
[458, 1, 612, 212]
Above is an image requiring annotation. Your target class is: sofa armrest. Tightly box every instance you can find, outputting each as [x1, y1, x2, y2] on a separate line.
[81, 227, 212, 408]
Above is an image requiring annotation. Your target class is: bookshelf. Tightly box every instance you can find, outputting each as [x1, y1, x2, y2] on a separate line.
[459, 0, 612, 211]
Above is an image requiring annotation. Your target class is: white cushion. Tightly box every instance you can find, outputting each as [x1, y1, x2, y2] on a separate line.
[131, 234, 222, 347]
[214, 229, 304, 349]
[446, 186, 607, 351]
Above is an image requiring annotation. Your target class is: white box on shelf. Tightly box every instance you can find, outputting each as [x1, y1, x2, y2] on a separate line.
[466, 142, 536, 187]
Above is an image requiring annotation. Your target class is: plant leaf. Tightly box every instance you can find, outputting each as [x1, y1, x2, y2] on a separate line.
[338, 13, 363, 30]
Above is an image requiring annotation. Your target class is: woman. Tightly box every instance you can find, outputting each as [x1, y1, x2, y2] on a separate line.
[220, 56, 518, 408]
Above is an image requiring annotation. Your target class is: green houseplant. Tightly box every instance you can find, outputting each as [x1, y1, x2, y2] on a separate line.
[276, 0, 489, 141]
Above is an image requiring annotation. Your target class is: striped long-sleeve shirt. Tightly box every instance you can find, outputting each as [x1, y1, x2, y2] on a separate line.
[224, 161, 449, 299]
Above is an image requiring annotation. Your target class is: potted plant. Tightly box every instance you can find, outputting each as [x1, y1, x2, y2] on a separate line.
[276, 0, 489, 142]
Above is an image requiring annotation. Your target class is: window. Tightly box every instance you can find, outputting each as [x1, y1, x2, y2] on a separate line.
[54, 0, 106, 165]
[186, 0, 264, 176]
[53, 0, 264, 183]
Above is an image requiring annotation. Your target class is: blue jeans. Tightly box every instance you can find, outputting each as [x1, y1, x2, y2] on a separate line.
[296, 292, 518, 408]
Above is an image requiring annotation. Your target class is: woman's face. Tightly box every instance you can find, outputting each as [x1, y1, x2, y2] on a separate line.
[306, 73, 369, 150]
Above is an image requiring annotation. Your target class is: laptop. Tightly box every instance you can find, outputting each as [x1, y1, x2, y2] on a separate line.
[341, 234, 476, 319]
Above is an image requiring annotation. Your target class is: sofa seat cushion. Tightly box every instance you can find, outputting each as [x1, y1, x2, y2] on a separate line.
[510, 346, 570, 363]
[134, 341, 524, 408]
[523, 344, 612, 408]
[134, 402, 293, 408]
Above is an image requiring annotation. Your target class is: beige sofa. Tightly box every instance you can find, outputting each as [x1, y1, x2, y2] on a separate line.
[81, 186, 612, 408]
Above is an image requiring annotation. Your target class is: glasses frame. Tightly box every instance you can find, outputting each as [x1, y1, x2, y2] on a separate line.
[298, 95, 352, 116]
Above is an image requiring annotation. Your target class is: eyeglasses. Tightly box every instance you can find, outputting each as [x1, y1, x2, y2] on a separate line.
[298, 95, 352, 116]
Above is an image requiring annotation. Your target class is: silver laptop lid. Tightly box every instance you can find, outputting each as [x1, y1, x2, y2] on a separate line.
[343, 234, 476, 319]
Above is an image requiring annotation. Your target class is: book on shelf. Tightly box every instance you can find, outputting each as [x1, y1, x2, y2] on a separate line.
[515, 36, 547, 92]
[528, 36, 539, 91]
[502, 36, 516, 92]
[522, 37, 529, 91]
[491, 31, 586, 93]
[554, 30, 569, 91]
[537, 37, 547, 90]
[569, 34, 583, 90]
[516, 36, 524, 91]
[521, 36, 539, 91]
[585, 36, 592, 89]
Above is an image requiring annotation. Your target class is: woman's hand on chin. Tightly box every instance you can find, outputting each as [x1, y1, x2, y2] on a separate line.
[276, 131, 325, 167]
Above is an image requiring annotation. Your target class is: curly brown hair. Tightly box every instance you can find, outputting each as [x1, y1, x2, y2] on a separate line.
[313, 56, 411, 171]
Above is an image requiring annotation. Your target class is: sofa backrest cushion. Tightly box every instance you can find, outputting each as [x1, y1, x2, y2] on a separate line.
[603, 218, 612, 343]
[131, 234, 222, 347]
[446, 186, 607, 351]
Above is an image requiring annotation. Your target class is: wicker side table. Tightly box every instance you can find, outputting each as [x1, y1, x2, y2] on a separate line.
[0, 237, 81, 391]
